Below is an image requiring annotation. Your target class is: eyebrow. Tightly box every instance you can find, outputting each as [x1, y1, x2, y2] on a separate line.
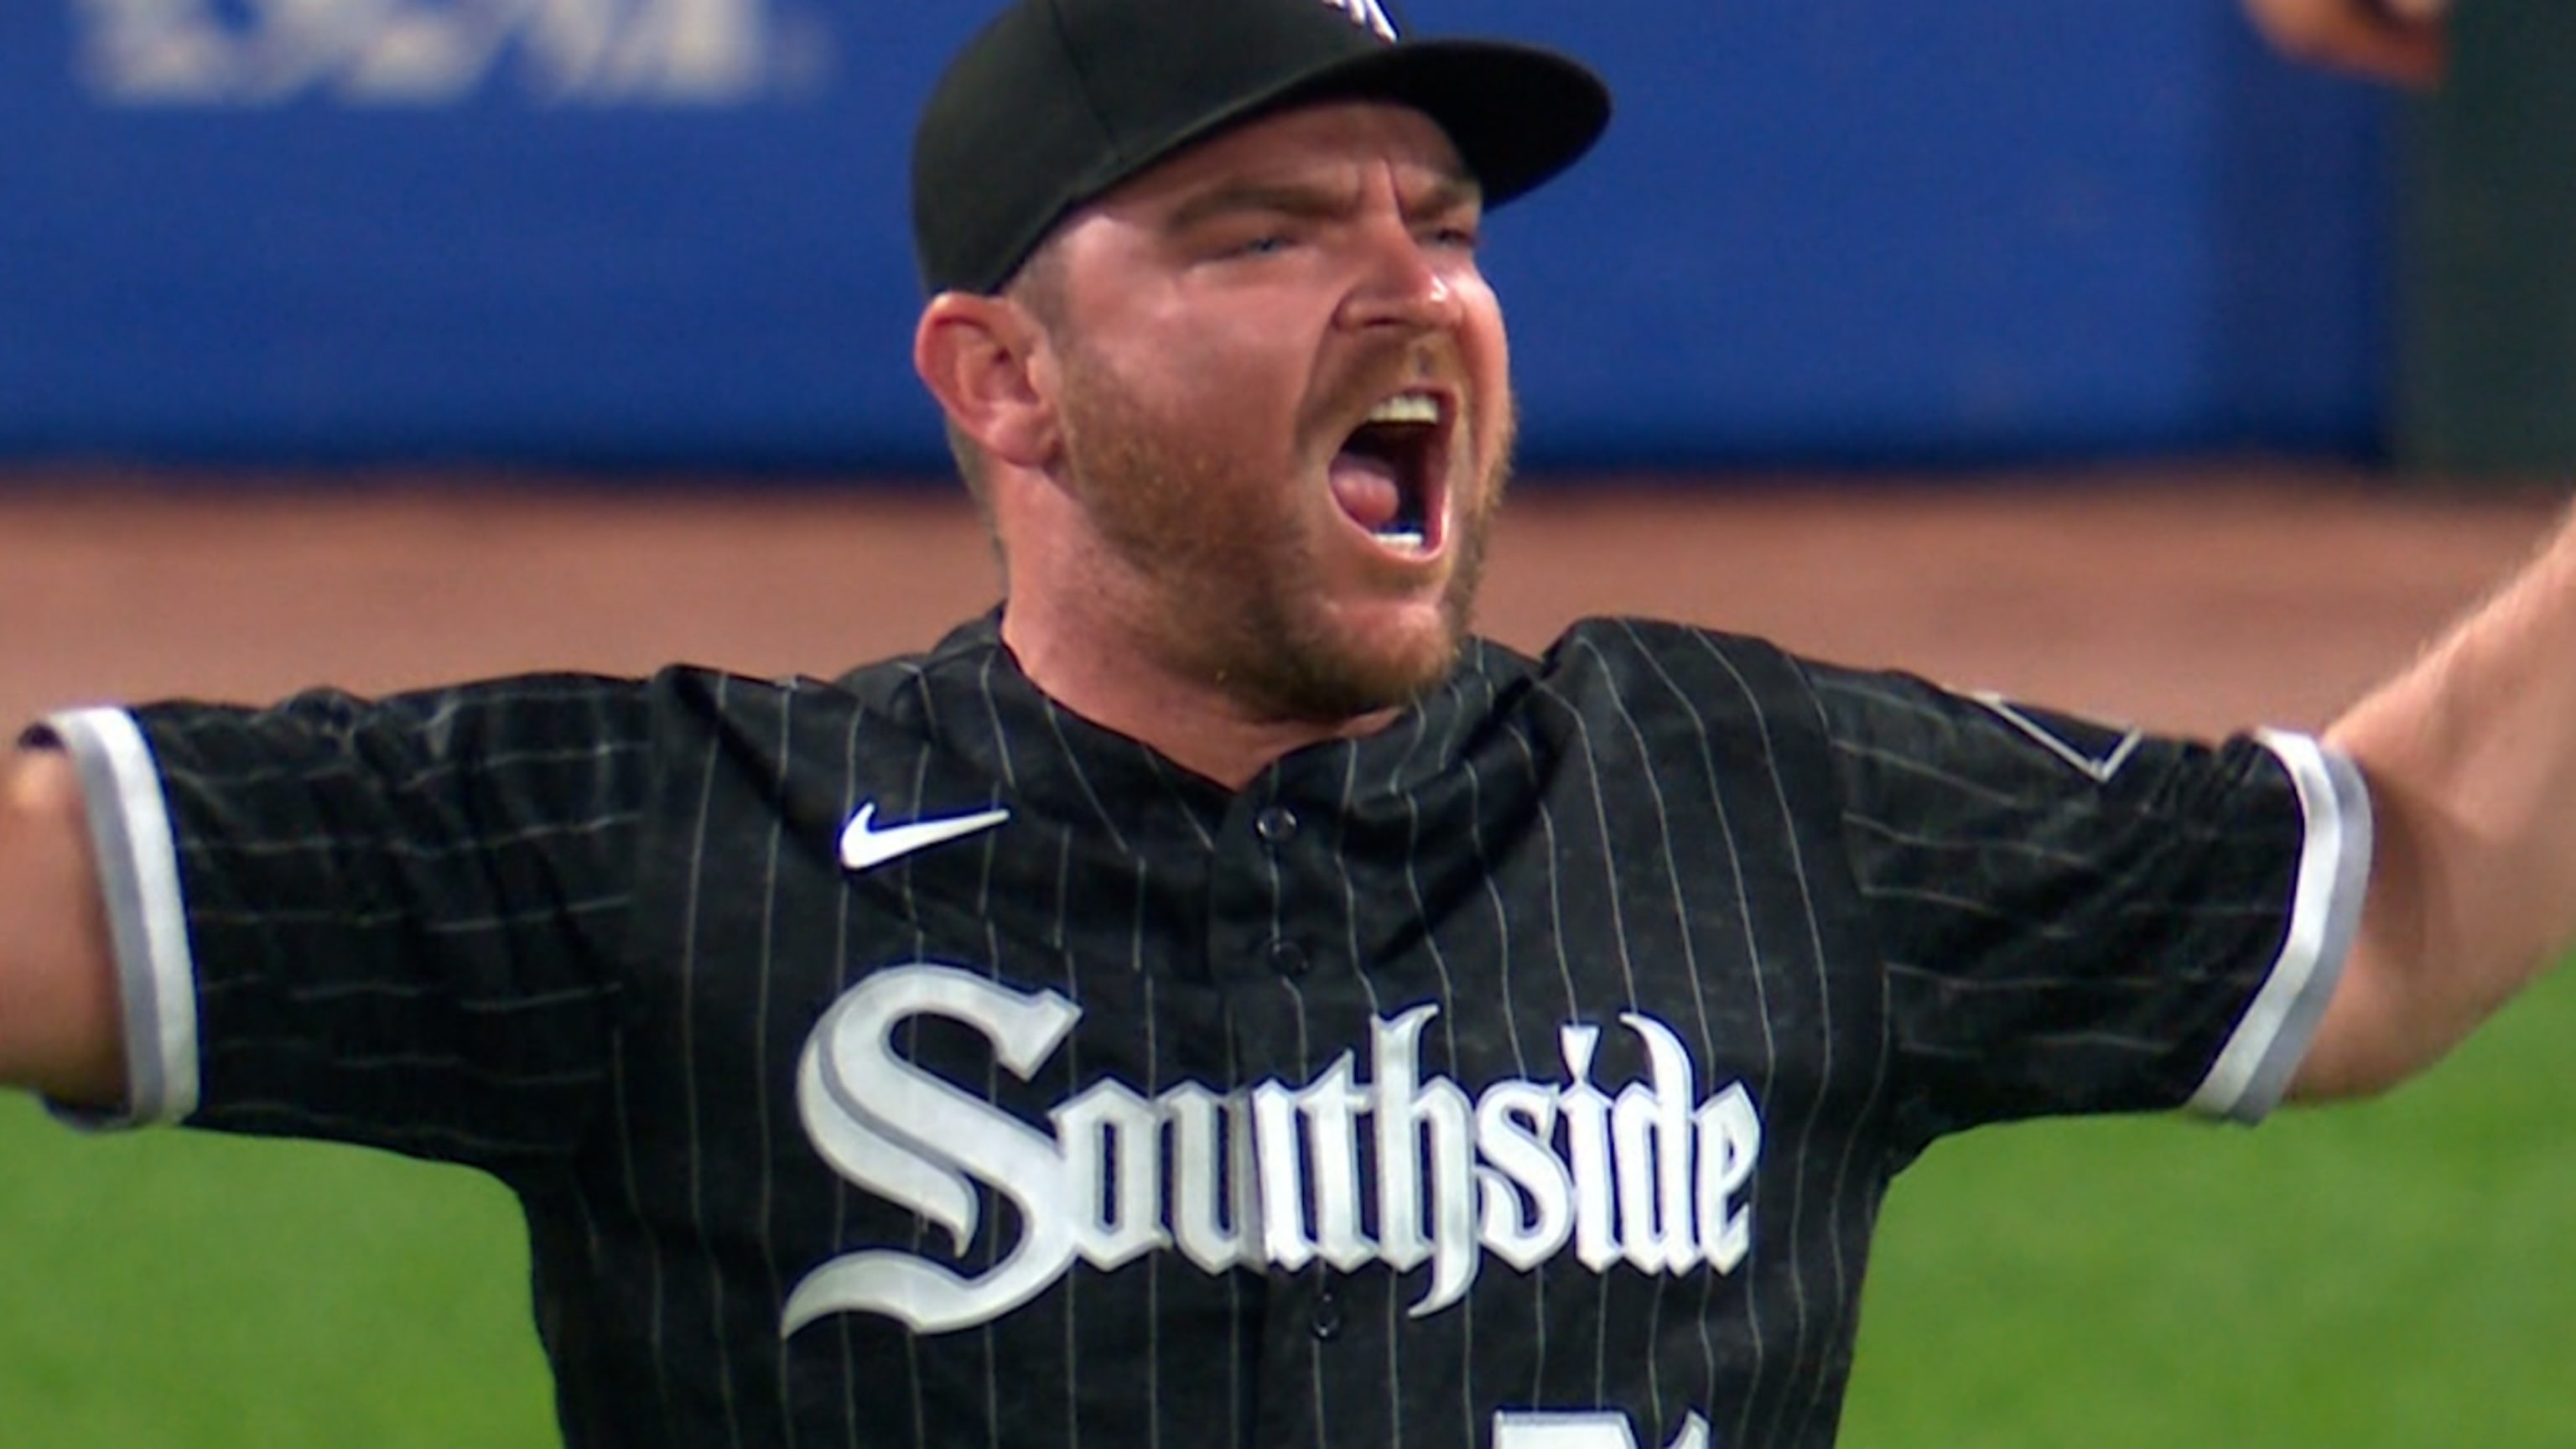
[1161, 171, 1483, 236]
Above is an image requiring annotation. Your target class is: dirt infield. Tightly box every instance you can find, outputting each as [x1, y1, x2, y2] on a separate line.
[3, 465, 2557, 742]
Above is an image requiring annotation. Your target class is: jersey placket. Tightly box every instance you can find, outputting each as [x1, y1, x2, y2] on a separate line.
[1202, 772, 1394, 1445]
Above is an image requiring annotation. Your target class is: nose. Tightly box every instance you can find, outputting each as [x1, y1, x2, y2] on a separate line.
[1335, 211, 1466, 336]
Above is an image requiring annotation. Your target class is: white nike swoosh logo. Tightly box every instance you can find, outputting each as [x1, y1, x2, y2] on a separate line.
[839, 802, 1012, 873]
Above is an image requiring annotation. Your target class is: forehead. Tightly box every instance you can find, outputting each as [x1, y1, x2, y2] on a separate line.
[1093, 99, 1474, 215]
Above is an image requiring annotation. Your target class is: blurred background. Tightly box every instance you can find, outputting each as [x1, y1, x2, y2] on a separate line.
[3, 1, 2573, 1446]
[10, 0, 2563, 475]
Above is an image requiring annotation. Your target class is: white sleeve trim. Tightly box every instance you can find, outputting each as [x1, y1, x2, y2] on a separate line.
[2185, 729, 2372, 1124]
[34, 707, 200, 1125]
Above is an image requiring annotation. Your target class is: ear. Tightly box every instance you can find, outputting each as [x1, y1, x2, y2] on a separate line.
[914, 293, 1059, 470]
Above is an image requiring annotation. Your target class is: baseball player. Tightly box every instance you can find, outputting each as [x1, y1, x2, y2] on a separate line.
[0, 1, 2536, 1447]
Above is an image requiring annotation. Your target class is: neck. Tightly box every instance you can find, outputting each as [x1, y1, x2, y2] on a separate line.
[999, 601, 1398, 789]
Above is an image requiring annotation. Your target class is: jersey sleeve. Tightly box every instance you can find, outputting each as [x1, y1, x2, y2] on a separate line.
[1800, 662, 2370, 1141]
[33, 673, 656, 1171]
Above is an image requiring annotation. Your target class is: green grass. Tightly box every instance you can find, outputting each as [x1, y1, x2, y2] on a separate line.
[1841, 960, 2576, 1447]
[0, 1109, 554, 1447]
[3, 964, 2569, 1446]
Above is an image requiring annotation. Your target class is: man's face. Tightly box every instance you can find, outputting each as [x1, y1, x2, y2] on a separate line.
[1029, 100, 1515, 723]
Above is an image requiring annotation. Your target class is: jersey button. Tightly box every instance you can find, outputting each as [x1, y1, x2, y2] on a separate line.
[1254, 804, 1299, 844]
[1266, 939, 1310, 977]
[1309, 1286, 1343, 1341]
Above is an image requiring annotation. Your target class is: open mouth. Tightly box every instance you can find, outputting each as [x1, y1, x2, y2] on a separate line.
[1328, 392, 1448, 556]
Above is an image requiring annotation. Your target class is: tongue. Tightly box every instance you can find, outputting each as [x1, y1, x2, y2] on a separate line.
[1330, 451, 1404, 532]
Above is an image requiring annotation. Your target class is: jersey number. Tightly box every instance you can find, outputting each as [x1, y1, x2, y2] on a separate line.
[1493, 1410, 1711, 1449]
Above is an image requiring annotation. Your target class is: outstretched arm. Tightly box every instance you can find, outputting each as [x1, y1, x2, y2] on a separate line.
[2243, 0, 2447, 87]
[2293, 505, 2576, 1098]
[0, 748, 125, 1109]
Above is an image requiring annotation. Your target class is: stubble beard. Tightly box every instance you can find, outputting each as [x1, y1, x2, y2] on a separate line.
[1051, 355, 1511, 725]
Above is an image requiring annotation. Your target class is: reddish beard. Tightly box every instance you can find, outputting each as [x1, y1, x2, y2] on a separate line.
[1046, 346, 1511, 724]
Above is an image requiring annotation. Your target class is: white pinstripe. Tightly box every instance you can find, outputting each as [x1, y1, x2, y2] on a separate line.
[973, 648, 1015, 1449]
[1526, 683, 1644, 1405]
[686, 679, 748, 1449]
[754, 687, 797, 1448]
[1387, 708, 1484, 1443]
[1324, 745, 1405, 1449]
[1595, 626, 1765, 1433]
[1453, 741, 1547, 1416]
[1498, 724, 1569, 1410]
[1692, 636, 1842, 1445]
[1052, 821, 1083, 1449]
[831, 709, 873, 1449]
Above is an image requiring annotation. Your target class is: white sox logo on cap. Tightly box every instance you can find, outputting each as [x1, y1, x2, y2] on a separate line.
[1319, 0, 1399, 42]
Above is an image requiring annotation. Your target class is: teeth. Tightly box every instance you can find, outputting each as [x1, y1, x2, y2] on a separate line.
[1373, 528, 1426, 550]
[1365, 393, 1440, 426]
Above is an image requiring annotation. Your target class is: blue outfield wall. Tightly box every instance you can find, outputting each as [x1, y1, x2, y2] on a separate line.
[1, 1, 2395, 474]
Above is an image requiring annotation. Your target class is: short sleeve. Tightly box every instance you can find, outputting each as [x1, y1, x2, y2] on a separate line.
[38, 673, 657, 1171]
[1803, 663, 2369, 1142]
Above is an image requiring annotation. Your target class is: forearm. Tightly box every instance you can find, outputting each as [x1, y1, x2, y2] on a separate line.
[2296, 503, 2576, 1098]
[2241, 0, 2444, 88]
[0, 747, 126, 1108]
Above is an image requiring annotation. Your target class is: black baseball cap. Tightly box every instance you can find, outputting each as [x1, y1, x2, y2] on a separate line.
[911, 0, 1612, 295]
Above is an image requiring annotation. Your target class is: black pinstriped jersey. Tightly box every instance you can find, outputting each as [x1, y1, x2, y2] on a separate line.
[43, 611, 2367, 1449]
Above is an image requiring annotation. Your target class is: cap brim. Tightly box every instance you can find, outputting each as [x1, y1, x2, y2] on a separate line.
[1263, 40, 1612, 207]
[1267, 39, 1607, 205]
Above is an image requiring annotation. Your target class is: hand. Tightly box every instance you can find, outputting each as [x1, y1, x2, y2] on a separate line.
[2242, 0, 2447, 87]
